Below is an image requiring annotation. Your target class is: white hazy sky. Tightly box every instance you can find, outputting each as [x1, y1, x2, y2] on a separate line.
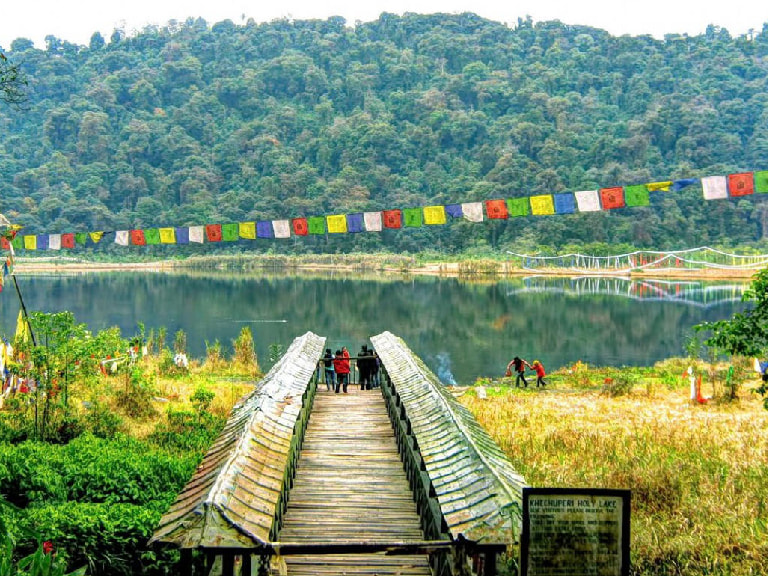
[1, 0, 767, 49]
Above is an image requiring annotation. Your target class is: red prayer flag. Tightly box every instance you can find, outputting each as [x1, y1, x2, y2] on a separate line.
[61, 233, 76, 248]
[130, 230, 146, 246]
[600, 187, 625, 210]
[383, 210, 402, 229]
[0, 238, 8, 250]
[292, 218, 308, 236]
[485, 199, 509, 219]
[728, 172, 754, 197]
[205, 224, 222, 242]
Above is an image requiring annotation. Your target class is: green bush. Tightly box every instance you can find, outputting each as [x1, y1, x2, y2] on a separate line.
[147, 408, 224, 454]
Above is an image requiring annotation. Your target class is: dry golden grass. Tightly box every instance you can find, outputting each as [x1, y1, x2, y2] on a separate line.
[461, 380, 768, 575]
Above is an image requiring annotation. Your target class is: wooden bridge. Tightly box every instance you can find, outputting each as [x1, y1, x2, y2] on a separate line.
[150, 332, 526, 576]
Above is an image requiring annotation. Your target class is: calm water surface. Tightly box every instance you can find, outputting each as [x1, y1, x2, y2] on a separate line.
[0, 272, 748, 385]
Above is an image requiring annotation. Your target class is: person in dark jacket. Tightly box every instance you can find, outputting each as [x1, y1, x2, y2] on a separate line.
[358, 345, 372, 390]
[322, 348, 335, 391]
[507, 356, 531, 388]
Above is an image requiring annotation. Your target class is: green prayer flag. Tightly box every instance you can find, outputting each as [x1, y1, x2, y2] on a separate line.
[308, 216, 326, 235]
[144, 228, 161, 245]
[75, 232, 88, 245]
[755, 171, 768, 194]
[404, 208, 423, 228]
[624, 185, 650, 207]
[11, 236, 22, 250]
[507, 197, 529, 217]
[222, 223, 239, 241]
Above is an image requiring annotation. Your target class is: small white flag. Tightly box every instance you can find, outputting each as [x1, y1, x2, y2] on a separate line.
[701, 175, 728, 200]
[114, 230, 129, 246]
[575, 190, 601, 212]
[48, 234, 61, 250]
[189, 226, 204, 243]
[461, 202, 484, 222]
[273, 220, 291, 239]
[364, 212, 382, 232]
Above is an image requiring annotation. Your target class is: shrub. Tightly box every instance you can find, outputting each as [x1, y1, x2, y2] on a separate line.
[232, 327, 258, 373]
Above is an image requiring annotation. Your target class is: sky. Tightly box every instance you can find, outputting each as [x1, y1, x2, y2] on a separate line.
[1, 0, 767, 49]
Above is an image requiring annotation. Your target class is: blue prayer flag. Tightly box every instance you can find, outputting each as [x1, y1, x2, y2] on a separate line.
[175, 227, 189, 244]
[257, 221, 274, 238]
[37, 234, 49, 251]
[445, 204, 463, 218]
[347, 213, 364, 233]
[672, 178, 697, 192]
[553, 193, 576, 214]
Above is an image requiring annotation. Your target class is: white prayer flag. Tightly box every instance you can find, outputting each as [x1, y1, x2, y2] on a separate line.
[461, 202, 484, 222]
[701, 175, 728, 200]
[114, 230, 129, 246]
[189, 226, 204, 243]
[575, 190, 601, 212]
[48, 234, 61, 250]
[273, 220, 291, 238]
[364, 212, 382, 232]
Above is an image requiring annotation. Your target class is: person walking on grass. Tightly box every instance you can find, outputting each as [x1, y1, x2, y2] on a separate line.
[531, 360, 547, 387]
[507, 356, 531, 388]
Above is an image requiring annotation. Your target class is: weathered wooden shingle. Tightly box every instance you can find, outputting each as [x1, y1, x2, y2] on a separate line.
[371, 331, 526, 542]
[150, 331, 325, 549]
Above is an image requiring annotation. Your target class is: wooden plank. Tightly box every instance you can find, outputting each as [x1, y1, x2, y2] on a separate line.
[278, 388, 433, 576]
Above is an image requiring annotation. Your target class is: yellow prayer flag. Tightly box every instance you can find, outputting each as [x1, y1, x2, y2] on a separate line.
[89, 231, 104, 243]
[646, 181, 672, 192]
[327, 214, 348, 234]
[159, 228, 176, 244]
[239, 222, 256, 240]
[15, 310, 30, 343]
[530, 194, 555, 215]
[423, 205, 447, 225]
[23, 235, 37, 250]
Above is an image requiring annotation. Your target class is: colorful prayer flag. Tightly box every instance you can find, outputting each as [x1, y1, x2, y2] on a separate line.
[507, 197, 530, 217]
[445, 204, 463, 218]
[308, 216, 326, 235]
[728, 173, 754, 197]
[624, 185, 650, 207]
[403, 208, 423, 227]
[205, 224, 222, 242]
[256, 221, 273, 238]
[130, 230, 146, 246]
[423, 206, 446, 225]
[600, 187, 625, 210]
[144, 228, 161, 245]
[114, 230, 129, 246]
[574, 190, 601, 212]
[292, 218, 308, 236]
[23, 235, 37, 250]
[273, 220, 291, 238]
[646, 181, 673, 192]
[530, 194, 555, 216]
[176, 227, 190, 244]
[159, 228, 176, 244]
[49, 234, 61, 250]
[461, 202, 484, 222]
[701, 176, 728, 200]
[37, 234, 49, 250]
[346, 213, 364, 233]
[671, 178, 697, 192]
[485, 199, 508, 219]
[11, 236, 21, 251]
[189, 226, 204, 243]
[755, 171, 768, 193]
[553, 193, 575, 214]
[239, 222, 256, 240]
[61, 233, 75, 249]
[0, 237, 8, 250]
[75, 232, 87, 245]
[221, 223, 239, 241]
[364, 212, 383, 232]
[327, 214, 348, 234]
[383, 210, 402, 229]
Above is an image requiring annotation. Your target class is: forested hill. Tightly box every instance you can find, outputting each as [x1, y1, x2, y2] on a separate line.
[2, 13, 768, 255]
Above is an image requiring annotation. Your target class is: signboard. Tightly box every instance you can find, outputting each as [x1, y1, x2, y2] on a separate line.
[520, 488, 630, 576]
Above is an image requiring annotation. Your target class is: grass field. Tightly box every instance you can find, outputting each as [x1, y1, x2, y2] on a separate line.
[460, 362, 768, 575]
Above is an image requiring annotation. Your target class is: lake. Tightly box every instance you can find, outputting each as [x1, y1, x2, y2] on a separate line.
[0, 271, 749, 385]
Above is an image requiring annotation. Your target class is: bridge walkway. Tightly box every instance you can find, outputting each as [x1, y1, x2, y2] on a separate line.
[277, 386, 431, 575]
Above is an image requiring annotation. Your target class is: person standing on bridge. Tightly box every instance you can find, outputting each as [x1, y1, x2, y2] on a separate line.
[507, 356, 531, 388]
[358, 344, 373, 390]
[334, 349, 350, 393]
[322, 348, 335, 391]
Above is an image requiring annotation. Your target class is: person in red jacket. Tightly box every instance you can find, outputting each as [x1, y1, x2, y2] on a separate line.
[531, 360, 547, 387]
[333, 349, 350, 393]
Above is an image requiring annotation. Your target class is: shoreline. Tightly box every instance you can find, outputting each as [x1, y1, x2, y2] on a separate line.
[12, 257, 759, 280]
